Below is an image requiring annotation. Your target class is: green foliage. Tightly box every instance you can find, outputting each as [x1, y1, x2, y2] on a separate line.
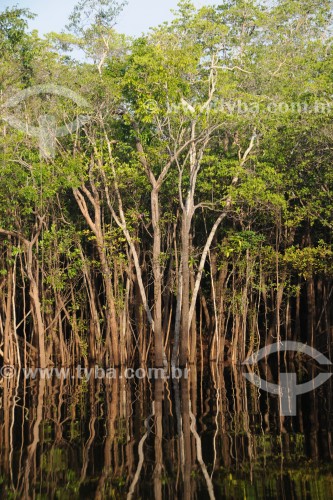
[66, 0, 127, 36]
[284, 242, 333, 279]
[0, 6, 35, 52]
[221, 230, 265, 258]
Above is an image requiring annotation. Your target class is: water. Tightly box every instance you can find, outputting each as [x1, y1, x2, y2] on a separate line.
[0, 364, 332, 499]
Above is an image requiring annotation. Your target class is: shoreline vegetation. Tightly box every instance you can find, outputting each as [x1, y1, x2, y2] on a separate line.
[1, 2, 333, 498]
[0, 0, 333, 371]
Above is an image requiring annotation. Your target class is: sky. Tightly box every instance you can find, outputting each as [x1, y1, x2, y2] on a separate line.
[2, 0, 211, 37]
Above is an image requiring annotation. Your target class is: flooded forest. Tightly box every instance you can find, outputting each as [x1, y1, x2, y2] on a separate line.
[1, 1, 333, 498]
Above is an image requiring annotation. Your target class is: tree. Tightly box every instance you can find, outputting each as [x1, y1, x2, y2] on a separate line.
[66, 0, 128, 74]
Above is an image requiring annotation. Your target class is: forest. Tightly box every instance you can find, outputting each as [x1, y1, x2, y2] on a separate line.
[2, 0, 332, 370]
[1, 1, 333, 498]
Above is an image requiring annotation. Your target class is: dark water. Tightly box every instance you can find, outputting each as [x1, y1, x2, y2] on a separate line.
[0, 363, 333, 499]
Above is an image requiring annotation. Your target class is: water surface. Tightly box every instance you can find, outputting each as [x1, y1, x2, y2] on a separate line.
[0, 363, 332, 499]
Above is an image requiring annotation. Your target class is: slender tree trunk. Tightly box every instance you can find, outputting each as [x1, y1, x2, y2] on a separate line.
[151, 189, 163, 367]
[180, 213, 190, 366]
[4, 263, 13, 365]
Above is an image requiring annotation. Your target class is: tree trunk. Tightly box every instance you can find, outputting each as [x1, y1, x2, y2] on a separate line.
[151, 189, 163, 367]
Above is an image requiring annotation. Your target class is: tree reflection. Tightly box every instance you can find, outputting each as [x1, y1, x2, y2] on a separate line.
[0, 362, 332, 499]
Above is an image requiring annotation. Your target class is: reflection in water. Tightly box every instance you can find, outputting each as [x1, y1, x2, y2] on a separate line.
[0, 364, 332, 499]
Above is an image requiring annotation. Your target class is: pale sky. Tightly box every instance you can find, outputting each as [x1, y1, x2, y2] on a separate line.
[2, 0, 212, 36]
